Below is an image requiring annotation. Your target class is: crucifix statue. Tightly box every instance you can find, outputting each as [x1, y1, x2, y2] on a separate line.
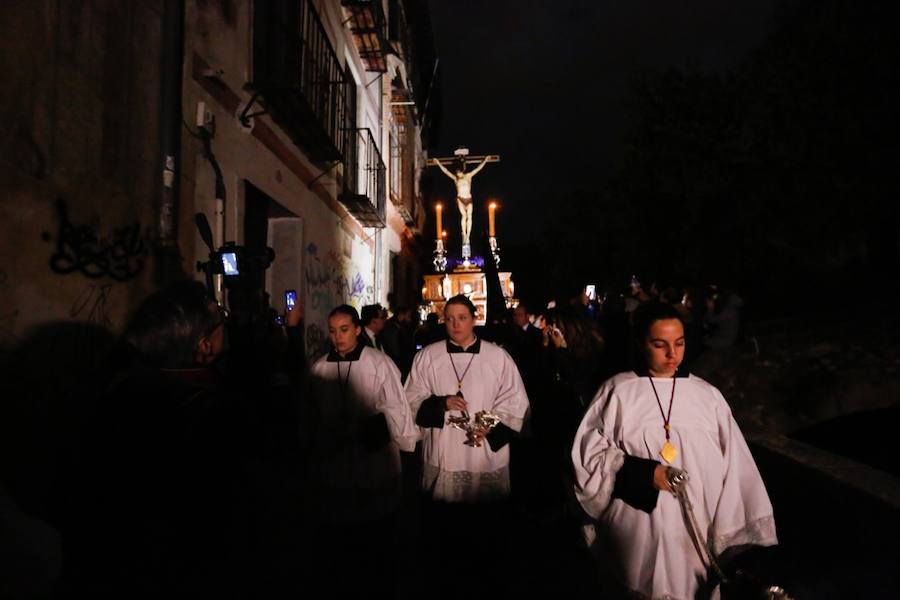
[427, 147, 500, 262]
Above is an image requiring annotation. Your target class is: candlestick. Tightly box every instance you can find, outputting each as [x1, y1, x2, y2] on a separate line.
[489, 236, 501, 269]
[488, 202, 497, 237]
[433, 236, 447, 272]
[435, 203, 443, 240]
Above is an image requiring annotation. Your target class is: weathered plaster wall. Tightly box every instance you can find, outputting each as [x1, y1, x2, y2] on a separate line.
[182, 1, 377, 360]
[0, 1, 162, 350]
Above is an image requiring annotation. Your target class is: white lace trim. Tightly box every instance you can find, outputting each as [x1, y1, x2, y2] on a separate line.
[623, 588, 690, 600]
[713, 514, 778, 554]
[422, 464, 510, 503]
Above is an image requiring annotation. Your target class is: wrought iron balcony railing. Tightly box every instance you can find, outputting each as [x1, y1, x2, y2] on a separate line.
[252, 0, 350, 162]
[340, 128, 386, 228]
[388, 0, 416, 86]
[341, 0, 391, 72]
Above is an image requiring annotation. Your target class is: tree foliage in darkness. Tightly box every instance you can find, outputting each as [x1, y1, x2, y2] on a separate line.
[524, 0, 898, 316]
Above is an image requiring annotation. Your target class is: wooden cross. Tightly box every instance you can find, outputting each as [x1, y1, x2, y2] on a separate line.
[426, 155, 500, 167]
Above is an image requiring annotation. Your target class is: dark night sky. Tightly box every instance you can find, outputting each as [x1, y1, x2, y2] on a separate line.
[426, 0, 791, 240]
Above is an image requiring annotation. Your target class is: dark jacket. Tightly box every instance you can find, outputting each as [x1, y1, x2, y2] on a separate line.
[67, 366, 255, 598]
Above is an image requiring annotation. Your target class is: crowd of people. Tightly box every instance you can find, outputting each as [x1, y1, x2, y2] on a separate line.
[0, 275, 778, 599]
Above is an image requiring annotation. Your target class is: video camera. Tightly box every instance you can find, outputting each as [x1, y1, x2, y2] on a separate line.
[195, 213, 274, 290]
[203, 242, 274, 285]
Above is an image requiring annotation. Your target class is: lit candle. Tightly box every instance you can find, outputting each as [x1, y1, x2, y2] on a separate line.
[435, 203, 443, 240]
[488, 202, 497, 237]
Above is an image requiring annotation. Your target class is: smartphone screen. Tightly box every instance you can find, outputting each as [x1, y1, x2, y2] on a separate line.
[221, 252, 239, 276]
[585, 284, 596, 301]
[285, 289, 297, 310]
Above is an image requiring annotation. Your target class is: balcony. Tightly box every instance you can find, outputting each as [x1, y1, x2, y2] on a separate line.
[341, 0, 390, 72]
[340, 128, 386, 228]
[252, 0, 350, 162]
[389, 118, 416, 227]
[387, 0, 416, 90]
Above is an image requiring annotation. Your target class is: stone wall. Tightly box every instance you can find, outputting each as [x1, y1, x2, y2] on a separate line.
[0, 1, 163, 351]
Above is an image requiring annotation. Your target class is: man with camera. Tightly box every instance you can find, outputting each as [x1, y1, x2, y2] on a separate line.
[67, 281, 278, 596]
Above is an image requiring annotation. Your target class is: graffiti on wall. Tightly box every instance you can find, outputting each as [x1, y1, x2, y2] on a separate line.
[304, 243, 374, 307]
[305, 323, 328, 361]
[303, 242, 374, 359]
[340, 272, 367, 302]
[69, 283, 112, 328]
[42, 198, 147, 281]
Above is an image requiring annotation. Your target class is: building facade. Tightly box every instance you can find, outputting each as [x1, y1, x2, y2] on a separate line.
[183, 0, 436, 359]
[0, 0, 438, 361]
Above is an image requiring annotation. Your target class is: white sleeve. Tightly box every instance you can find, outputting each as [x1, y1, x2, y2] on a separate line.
[711, 391, 778, 554]
[490, 349, 530, 432]
[404, 349, 435, 417]
[376, 354, 420, 452]
[571, 380, 626, 519]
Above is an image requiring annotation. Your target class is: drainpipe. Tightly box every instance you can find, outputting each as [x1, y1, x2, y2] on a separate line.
[157, 0, 185, 285]
[200, 130, 226, 303]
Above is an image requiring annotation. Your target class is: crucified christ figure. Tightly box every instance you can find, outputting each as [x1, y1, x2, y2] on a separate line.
[434, 155, 490, 250]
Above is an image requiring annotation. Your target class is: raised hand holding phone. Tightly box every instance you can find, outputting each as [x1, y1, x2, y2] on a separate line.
[284, 289, 303, 327]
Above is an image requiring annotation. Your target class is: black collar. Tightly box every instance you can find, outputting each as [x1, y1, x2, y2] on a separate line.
[634, 365, 690, 378]
[446, 338, 481, 354]
[326, 344, 364, 362]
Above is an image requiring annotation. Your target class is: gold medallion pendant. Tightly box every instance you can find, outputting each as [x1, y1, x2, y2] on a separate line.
[660, 441, 678, 464]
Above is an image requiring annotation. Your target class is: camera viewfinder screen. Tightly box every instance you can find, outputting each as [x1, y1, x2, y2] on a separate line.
[221, 252, 239, 276]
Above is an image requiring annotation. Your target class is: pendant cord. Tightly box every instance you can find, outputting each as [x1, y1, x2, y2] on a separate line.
[336, 360, 353, 405]
[449, 349, 477, 392]
[648, 374, 676, 440]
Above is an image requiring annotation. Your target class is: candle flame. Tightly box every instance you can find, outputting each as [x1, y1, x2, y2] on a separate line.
[489, 202, 497, 209]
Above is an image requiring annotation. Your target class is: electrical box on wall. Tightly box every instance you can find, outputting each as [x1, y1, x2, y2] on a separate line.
[195, 101, 215, 134]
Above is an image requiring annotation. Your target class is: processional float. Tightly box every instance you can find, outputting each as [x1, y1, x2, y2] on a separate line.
[421, 147, 517, 325]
